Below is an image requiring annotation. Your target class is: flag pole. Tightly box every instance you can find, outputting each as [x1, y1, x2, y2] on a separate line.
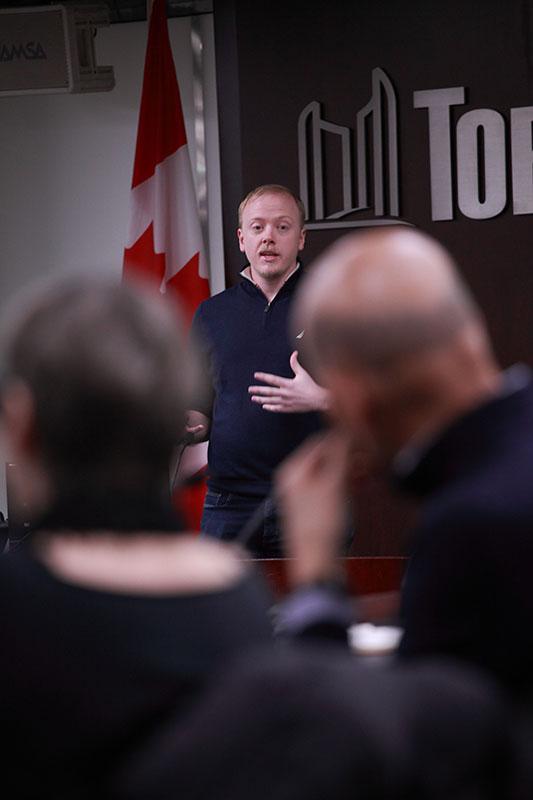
[190, 15, 209, 259]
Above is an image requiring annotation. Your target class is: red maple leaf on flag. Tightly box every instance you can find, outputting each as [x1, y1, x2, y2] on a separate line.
[123, 0, 209, 528]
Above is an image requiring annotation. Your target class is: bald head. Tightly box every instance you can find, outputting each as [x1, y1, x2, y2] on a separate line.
[296, 228, 482, 371]
[294, 228, 500, 460]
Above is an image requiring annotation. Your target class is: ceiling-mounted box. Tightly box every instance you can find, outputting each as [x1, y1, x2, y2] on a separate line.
[0, 4, 115, 96]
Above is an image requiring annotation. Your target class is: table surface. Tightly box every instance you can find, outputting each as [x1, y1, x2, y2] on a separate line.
[252, 556, 408, 600]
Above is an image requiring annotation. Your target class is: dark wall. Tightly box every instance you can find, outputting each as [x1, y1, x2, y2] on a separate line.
[214, 0, 533, 553]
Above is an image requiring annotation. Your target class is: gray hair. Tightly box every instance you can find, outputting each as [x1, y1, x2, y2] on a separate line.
[1, 276, 189, 490]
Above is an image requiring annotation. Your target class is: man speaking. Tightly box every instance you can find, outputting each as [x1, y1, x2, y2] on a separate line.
[186, 184, 330, 557]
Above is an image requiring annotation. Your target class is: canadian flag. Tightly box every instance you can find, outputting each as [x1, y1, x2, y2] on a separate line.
[123, 0, 209, 527]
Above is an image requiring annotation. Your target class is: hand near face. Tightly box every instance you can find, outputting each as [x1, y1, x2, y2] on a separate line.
[249, 350, 330, 413]
[275, 430, 352, 586]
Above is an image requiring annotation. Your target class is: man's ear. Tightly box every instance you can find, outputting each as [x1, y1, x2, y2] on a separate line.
[298, 227, 306, 251]
[237, 227, 246, 253]
[2, 381, 38, 460]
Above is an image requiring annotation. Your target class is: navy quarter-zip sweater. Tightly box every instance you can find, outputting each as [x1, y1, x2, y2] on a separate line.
[190, 268, 324, 497]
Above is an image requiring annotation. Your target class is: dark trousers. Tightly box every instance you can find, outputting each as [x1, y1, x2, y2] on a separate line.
[201, 488, 355, 559]
[200, 490, 282, 558]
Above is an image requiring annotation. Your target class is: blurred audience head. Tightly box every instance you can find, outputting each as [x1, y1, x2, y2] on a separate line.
[294, 227, 500, 466]
[0, 275, 190, 511]
[108, 646, 511, 800]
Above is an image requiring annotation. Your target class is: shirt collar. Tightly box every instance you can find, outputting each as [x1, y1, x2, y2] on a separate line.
[240, 262, 301, 301]
[392, 364, 533, 481]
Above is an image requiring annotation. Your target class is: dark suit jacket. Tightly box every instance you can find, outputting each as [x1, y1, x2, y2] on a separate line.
[398, 368, 533, 695]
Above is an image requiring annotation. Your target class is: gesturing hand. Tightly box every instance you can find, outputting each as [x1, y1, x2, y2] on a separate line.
[248, 350, 330, 413]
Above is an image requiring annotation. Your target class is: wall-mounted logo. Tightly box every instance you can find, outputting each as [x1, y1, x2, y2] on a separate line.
[299, 68, 533, 225]
[0, 41, 47, 62]
[414, 87, 533, 220]
[298, 68, 405, 229]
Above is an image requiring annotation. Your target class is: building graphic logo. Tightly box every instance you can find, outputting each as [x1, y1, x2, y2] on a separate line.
[298, 67, 406, 229]
[298, 67, 533, 226]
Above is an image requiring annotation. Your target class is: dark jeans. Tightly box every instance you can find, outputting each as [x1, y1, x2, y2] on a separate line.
[201, 490, 282, 558]
[201, 489, 355, 559]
